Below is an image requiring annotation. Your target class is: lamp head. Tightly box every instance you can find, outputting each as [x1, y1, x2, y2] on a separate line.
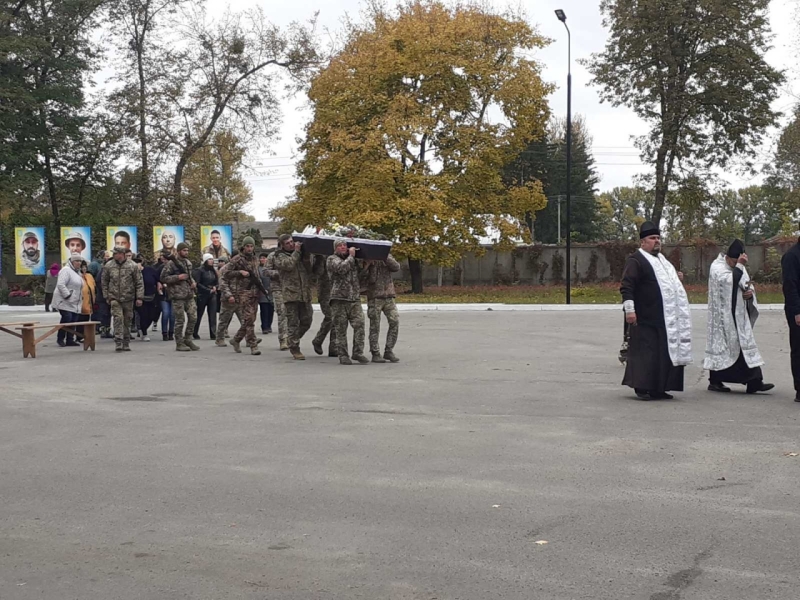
[555, 9, 566, 22]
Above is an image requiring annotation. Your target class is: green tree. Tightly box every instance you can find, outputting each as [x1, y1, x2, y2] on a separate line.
[585, 0, 784, 224]
[276, 0, 553, 292]
[595, 186, 649, 241]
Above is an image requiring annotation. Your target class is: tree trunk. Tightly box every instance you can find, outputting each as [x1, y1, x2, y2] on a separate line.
[137, 41, 150, 215]
[408, 258, 423, 294]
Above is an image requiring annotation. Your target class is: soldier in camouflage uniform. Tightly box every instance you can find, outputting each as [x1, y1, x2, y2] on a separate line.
[215, 254, 241, 346]
[266, 249, 288, 351]
[220, 236, 261, 355]
[160, 242, 199, 352]
[311, 254, 337, 357]
[274, 233, 314, 360]
[327, 238, 369, 365]
[366, 253, 401, 363]
[102, 246, 144, 352]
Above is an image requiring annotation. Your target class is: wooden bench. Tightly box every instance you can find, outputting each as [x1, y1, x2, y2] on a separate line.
[14, 321, 101, 358]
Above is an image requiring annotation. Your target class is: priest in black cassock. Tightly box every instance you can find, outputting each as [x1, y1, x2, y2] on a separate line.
[620, 222, 693, 400]
[704, 239, 774, 394]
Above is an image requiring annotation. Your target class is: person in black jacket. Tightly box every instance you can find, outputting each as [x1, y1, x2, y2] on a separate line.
[781, 238, 800, 402]
[193, 253, 219, 339]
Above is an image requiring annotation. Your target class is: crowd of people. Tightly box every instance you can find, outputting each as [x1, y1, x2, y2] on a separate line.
[46, 234, 401, 363]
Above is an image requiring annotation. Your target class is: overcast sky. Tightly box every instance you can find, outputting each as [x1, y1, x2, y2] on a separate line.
[206, 0, 800, 220]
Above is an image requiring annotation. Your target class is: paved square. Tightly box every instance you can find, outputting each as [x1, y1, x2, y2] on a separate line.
[1, 308, 798, 599]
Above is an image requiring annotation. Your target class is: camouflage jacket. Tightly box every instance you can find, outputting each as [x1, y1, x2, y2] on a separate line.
[160, 256, 195, 300]
[327, 253, 361, 302]
[367, 253, 401, 299]
[265, 252, 281, 292]
[220, 252, 259, 301]
[102, 258, 144, 304]
[313, 255, 332, 302]
[274, 249, 312, 303]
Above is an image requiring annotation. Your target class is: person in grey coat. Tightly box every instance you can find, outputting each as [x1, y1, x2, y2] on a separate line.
[52, 254, 85, 347]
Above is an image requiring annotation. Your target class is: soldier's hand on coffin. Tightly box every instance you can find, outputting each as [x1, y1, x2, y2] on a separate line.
[240, 270, 250, 277]
[625, 312, 637, 325]
[348, 247, 358, 257]
[738, 253, 748, 265]
[294, 242, 303, 250]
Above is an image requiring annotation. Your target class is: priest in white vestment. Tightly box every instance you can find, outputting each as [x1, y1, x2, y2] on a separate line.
[704, 239, 774, 394]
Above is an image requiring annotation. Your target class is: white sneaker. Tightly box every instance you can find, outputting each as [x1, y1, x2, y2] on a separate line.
[143, 336, 151, 342]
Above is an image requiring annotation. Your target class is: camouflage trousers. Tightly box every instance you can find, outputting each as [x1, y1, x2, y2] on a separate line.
[312, 294, 336, 351]
[110, 300, 134, 347]
[233, 294, 259, 348]
[217, 299, 242, 341]
[173, 298, 197, 345]
[368, 297, 399, 355]
[284, 300, 313, 350]
[273, 290, 288, 343]
[331, 300, 365, 358]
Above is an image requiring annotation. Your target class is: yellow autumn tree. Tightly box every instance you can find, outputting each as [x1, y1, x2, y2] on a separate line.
[274, 0, 552, 291]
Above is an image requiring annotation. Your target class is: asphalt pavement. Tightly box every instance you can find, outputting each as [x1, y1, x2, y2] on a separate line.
[1, 308, 799, 599]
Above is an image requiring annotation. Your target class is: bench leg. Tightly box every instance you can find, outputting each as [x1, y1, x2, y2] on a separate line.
[83, 325, 96, 351]
[22, 328, 36, 358]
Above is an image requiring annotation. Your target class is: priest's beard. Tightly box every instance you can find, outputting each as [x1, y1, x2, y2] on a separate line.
[649, 246, 661, 256]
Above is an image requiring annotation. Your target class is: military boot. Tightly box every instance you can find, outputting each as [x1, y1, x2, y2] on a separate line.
[175, 342, 191, 352]
[215, 337, 227, 347]
[383, 350, 400, 363]
[339, 355, 353, 365]
[250, 345, 261, 356]
[290, 347, 305, 360]
[312, 339, 324, 355]
[115, 343, 123, 353]
[280, 339, 289, 351]
[371, 353, 387, 363]
[352, 354, 370, 365]
[185, 340, 200, 351]
[231, 339, 242, 353]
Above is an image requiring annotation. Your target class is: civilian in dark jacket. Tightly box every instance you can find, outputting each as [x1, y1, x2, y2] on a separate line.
[192, 253, 219, 339]
[154, 253, 175, 341]
[135, 255, 160, 341]
[781, 239, 800, 402]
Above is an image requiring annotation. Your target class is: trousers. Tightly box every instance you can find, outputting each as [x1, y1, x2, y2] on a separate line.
[110, 300, 134, 347]
[368, 297, 399, 355]
[233, 294, 259, 348]
[786, 311, 800, 391]
[217, 299, 242, 340]
[259, 301, 274, 332]
[331, 300, 365, 358]
[284, 300, 313, 349]
[173, 297, 197, 344]
[273, 290, 288, 342]
[194, 294, 218, 338]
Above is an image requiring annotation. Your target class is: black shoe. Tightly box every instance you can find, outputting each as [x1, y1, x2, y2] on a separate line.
[57, 340, 66, 348]
[746, 382, 775, 394]
[708, 383, 731, 393]
[65, 341, 80, 347]
[635, 390, 651, 400]
[162, 333, 169, 341]
[795, 393, 800, 403]
[312, 340, 323, 355]
[651, 392, 674, 400]
[168, 333, 174, 341]
[192, 334, 200, 340]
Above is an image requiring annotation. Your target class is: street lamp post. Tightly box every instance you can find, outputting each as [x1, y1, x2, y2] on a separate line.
[555, 9, 571, 304]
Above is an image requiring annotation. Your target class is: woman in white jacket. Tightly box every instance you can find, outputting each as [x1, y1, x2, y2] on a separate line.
[52, 254, 85, 347]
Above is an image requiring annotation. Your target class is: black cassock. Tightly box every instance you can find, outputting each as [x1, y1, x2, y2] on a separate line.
[620, 252, 684, 393]
[709, 267, 763, 386]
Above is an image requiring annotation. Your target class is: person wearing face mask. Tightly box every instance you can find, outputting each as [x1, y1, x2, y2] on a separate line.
[620, 221, 692, 401]
[219, 237, 262, 355]
[52, 254, 85, 347]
